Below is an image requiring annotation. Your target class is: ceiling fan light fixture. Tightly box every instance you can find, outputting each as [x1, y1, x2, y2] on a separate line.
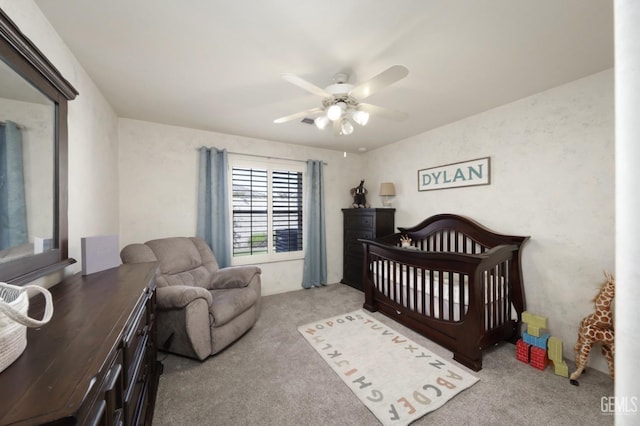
[314, 115, 329, 130]
[340, 118, 354, 135]
[327, 101, 346, 121]
[352, 110, 370, 126]
[276, 66, 409, 136]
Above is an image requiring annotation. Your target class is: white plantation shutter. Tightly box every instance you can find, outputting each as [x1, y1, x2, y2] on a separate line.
[230, 159, 304, 263]
[272, 170, 303, 252]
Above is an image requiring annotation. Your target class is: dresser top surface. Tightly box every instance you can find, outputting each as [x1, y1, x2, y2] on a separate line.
[0, 262, 157, 425]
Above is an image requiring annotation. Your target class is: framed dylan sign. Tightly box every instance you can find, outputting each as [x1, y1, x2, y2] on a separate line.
[418, 157, 490, 191]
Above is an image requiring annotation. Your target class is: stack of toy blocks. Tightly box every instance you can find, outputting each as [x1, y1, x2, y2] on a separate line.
[521, 311, 549, 370]
[515, 311, 569, 377]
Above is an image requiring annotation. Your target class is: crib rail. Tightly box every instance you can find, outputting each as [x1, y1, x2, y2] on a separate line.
[414, 229, 489, 254]
[378, 228, 490, 254]
[483, 257, 511, 332]
[361, 239, 518, 334]
[369, 255, 471, 322]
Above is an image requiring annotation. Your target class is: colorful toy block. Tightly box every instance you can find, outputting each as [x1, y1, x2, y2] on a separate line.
[516, 338, 531, 363]
[522, 311, 548, 329]
[522, 331, 550, 349]
[546, 337, 569, 377]
[551, 359, 569, 377]
[547, 337, 563, 362]
[527, 325, 545, 337]
[530, 346, 548, 370]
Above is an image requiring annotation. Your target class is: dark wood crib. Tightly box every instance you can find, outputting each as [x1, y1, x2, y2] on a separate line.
[360, 214, 529, 371]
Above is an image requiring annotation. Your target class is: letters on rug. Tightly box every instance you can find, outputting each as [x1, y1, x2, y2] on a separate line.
[298, 310, 479, 426]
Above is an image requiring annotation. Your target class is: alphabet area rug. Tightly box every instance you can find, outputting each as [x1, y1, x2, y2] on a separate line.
[298, 310, 479, 426]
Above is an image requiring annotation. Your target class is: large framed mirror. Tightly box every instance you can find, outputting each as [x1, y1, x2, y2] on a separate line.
[0, 9, 78, 285]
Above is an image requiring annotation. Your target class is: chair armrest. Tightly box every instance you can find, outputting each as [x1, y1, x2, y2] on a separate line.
[209, 266, 261, 289]
[156, 285, 213, 309]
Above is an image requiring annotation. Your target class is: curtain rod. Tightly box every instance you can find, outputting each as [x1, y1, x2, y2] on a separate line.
[197, 148, 327, 165]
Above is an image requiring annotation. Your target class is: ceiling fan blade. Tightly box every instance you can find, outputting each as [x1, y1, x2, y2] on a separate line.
[349, 65, 409, 100]
[359, 103, 408, 121]
[273, 107, 323, 124]
[282, 74, 331, 97]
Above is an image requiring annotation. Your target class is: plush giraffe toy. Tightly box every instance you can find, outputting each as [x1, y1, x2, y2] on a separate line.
[569, 271, 615, 386]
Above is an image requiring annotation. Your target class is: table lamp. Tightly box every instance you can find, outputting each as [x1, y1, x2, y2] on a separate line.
[379, 182, 396, 207]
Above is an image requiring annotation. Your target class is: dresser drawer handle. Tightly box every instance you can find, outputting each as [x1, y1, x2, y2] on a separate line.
[104, 363, 122, 393]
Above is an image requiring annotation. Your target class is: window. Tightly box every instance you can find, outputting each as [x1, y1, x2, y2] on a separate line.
[230, 156, 304, 264]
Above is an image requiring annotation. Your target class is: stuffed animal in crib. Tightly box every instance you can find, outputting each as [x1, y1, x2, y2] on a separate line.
[400, 235, 412, 248]
[570, 271, 615, 385]
[350, 180, 369, 208]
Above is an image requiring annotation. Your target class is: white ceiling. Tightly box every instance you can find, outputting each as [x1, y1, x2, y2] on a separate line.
[35, 0, 613, 153]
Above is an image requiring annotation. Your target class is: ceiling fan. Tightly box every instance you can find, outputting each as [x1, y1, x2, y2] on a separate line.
[274, 65, 409, 136]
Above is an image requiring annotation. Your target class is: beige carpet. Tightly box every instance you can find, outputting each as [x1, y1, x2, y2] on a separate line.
[153, 283, 615, 426]
[299, 310, 479, 425]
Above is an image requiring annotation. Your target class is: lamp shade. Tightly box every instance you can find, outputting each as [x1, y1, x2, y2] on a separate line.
[352, 110, 370, 126]
[340, 119, 354, 135]
[314, 115, 329, 129]
[327, 101, 346, 121]
[379, 182, 396, 196]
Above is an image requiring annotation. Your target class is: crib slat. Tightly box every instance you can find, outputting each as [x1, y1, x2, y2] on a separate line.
[404, 265, 409, 308]
[398, 262, 402, 306]
[391, 260, 395, 301]
[497, 262, 504, 326]
[381, 258, 385, 296]
[462, 275, 469, 320]
[413, 268, 424, 313]
[378, 257, 383, 296]
[384, 259, 389, 298]
[403, 264, 409, 308]
[492, 265, 498, 328]
[505, 260, 511, 323]
[485, 270, 496, 330]
[429, 269, 435, 319]
[437, 270, 444, 320]
[420, 268, 426, 315]
[448, 271, 454, 321]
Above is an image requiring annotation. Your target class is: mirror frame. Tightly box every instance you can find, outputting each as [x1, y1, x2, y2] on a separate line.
[0, 8, 78, 285]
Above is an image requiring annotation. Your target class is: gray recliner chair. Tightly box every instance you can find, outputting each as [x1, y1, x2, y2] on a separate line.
[120, 237, 261, 360]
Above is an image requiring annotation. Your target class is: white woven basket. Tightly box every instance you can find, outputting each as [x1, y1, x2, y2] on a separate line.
[0, 282, 53, 374]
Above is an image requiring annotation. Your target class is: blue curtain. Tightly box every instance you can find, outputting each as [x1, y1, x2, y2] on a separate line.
[0, 121, 28, 250]
[302, 159, 327, 288]
[196, 147, 231, 267]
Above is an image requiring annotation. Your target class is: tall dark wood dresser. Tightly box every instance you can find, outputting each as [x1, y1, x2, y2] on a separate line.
[0, 262, 160, 425]
[341, 208, 395, 291]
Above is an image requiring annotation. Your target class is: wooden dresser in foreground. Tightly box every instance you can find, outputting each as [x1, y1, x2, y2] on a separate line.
[0, 262, 161, 426]
[341, 208, 395, 291]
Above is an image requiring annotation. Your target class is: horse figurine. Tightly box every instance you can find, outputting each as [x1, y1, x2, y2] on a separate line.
[569, 271, 615, 386]
[350, 180, 369, 208]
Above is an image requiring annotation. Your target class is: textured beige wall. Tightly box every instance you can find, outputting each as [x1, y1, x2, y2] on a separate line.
[364, 69, 615, 373]
[118, 119, 365, 295]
